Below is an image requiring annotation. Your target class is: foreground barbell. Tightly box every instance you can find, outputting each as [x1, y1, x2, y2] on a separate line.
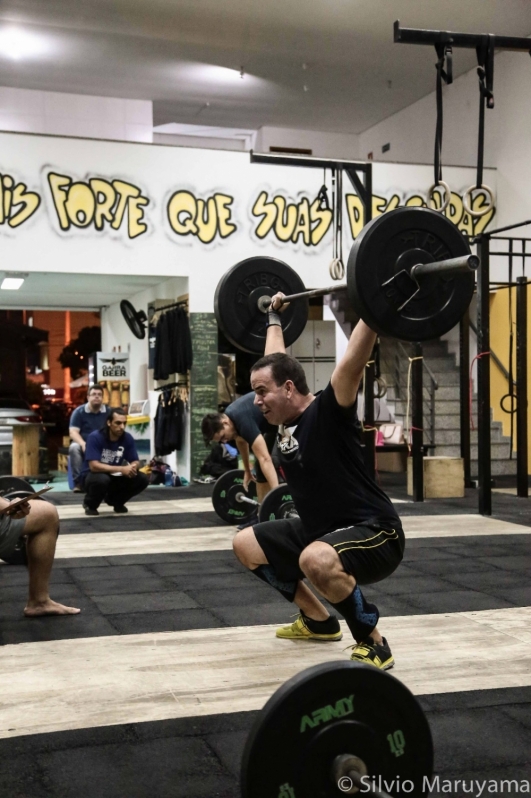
[212, 470, 298, 524]
[241, 660, 434, 797]
[214, 207, 477, 351]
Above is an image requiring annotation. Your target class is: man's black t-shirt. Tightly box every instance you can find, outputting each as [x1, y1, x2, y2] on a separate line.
[226, 392, 276, 446]
[277, 382, 401, 539]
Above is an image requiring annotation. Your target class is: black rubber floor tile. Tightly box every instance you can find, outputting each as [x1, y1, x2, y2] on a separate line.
[206, 729, 249, 778]
[170, 573, 257, 591]
[500, 704, 531, 730]
[0, 567, 37, 586]
[132, 711, 257, 741]
[443, 570, 530, 591]
[361, 594, 421, 618]
[91, 591, 200, 614]
[429, 707, 531, 770]
[375, 575, 454, 596]
[0, 764, 48, 798]
[489, 585, 531, 604]
[411, 558, 502, 576]
[70, 564, 152, 582]
[0, 614, 118, 645]
[186, 585, 285, 608]
[0, 595, 97, 619]
[479, 555, 531, 572]
[419, 686, 531, 711]
[0, 582, 85, 602]
[81, 576, 175, 596]
[149, 561, 239, 577]
[211, 602, 299, 627]
[40, 737, 237, 798]
[110, 608, 222, 634]
[402, 547, 461, 562]
[54, 557, 113, 568]
[406, 590, 515, 613]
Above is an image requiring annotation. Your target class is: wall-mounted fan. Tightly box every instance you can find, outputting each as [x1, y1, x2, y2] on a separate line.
[120, 300, 148, 340]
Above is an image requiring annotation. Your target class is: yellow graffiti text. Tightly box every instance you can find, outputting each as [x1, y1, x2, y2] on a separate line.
[167, 191, 236, 244]
[0, 174, 41, 228]
[345, 189, 495, 238]
[47, 173, 149, 238]
[252, 191, 332, 246]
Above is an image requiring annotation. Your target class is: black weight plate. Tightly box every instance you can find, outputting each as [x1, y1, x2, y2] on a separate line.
[241, 661, 433, 798]
[0, 477, 34, 497]
[259, 485, 298, 522]
[1, 536, 28, 566]
[211, 469, 258, 524]
[347, 207, 474, 341]
[214, 257, 309, 354]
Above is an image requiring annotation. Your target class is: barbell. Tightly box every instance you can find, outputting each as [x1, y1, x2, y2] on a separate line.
[212, 469, 298, 524]
[214, 206, 477, 351]
[241, 660, 433, 797]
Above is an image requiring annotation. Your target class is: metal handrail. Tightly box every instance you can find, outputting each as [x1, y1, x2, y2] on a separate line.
[469, 320, 516, 387]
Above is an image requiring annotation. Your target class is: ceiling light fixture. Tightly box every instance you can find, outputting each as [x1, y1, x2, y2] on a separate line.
[1, 276, 25, 290]
[0, 27, 50, 60]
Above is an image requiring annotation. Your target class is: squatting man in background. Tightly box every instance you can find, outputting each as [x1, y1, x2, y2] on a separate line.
[68, 383, 107, 492]
[202, 393, 279, 527]
[0, 495, 80, 617]
[81, 407, 149, 516]
[233, 295, 404, 668]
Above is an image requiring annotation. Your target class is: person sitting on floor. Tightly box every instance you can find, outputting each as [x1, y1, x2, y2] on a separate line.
[0, 495, 80, 617]
[68, 384, 108, 492]
[80, 407, 149, 516]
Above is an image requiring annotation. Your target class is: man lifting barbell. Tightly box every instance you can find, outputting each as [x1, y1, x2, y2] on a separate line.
[202, 392, 281, 527]
[233, 301, 403, 669]
[0, 494, 80, 617]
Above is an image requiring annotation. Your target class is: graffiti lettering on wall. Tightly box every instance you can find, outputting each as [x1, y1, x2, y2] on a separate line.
[47, 173, 150, 238]
[251, 191, 332, 245]
[345, 189, 494, 239]
[0, 173, 40, 228]
[252, 187, 495, 246]
[166, 191, 237, 243]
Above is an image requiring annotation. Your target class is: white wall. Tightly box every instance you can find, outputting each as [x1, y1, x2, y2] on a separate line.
[255, 126, 360, 159]
[0, 86, 153, 143]
[154, 132, 246, 151]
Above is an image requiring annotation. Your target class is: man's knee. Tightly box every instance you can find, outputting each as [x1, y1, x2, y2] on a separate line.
[23, 498, 59, 535]
[134, 472, 149, 491]
[233, 527, 257, 568]
[299, 542, 341, 585]
[69, 442, 82, 454]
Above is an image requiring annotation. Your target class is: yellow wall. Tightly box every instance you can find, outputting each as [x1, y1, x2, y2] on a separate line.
[488, 285, 531, 466]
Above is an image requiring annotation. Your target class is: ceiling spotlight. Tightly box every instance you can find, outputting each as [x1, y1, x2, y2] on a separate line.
[0, 27, 50, 60]
[302, 63, 308, 70]
[303, 84, 309, 92]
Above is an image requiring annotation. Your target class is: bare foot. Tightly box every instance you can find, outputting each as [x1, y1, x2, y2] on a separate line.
[24, 599, 81, 617]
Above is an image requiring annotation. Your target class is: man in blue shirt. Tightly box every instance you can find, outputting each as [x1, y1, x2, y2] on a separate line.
[68, 384, 107, 491]
[80, 407, 149, 516]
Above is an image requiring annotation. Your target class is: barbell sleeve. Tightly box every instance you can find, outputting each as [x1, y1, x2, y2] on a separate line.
[411, 254, 479, 279]
[235, 492, 260, 507]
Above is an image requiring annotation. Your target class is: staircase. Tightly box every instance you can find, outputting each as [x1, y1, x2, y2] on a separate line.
[327, 292, 517, 477]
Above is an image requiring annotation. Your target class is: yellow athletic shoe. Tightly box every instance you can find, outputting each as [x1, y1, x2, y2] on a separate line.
[275, 613, 343, 642]
[348, 637, 394, 670]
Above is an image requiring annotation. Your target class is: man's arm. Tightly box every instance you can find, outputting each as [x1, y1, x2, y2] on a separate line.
[251, 435, 279, 490]
[69, 427, 85, 449]
[235, 437, 253, 491]
[89, 461, 136, 476]
[264, 294, 287, 355]
[330, 320, 377, 408]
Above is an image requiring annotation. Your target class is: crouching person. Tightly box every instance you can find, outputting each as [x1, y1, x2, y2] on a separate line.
[81, 407, 149, 516]
[0, 496, 80, 617]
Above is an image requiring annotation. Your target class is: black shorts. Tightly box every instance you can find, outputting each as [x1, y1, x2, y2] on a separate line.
[253, 516, 405, 586]
[253, 430, 279, 484]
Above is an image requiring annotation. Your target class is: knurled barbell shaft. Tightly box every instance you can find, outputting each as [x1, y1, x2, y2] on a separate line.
[411, 254, 479, 279]
[275, 255, 479, 307]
